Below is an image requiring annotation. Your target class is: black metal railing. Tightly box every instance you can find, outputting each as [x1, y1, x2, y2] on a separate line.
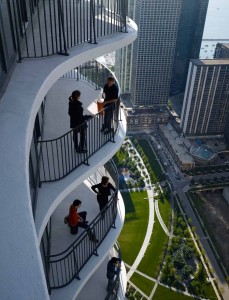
[37, 103, 120, 182]
[45, 190, 118, 292]
[6, 0, 128, 60]
[104, 241, 122, 300]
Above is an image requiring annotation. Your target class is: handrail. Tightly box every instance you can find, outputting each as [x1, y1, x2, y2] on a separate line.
[45, 175, 120, 292]
[6, 0, 128, 59]
[37, 103, 120, 182]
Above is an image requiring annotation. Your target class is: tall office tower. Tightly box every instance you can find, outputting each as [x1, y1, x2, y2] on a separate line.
[130, 0, 183, 106]
[170, 0, 209, 94]
[214, 43, 229, 144]
[214, 43, 229, 59]
[180, 59, 229, 137]
[115, 0, 136, 93]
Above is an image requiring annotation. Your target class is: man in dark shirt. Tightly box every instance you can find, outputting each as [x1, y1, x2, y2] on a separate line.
[102, 76, 119, 134]
[106, 257, 121, 293]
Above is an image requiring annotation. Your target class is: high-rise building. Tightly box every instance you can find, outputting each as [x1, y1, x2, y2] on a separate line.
[0, 1, 137, 299]
[214, 43, 229, 144]
[170, 0, 209, 94]
[116, 0, 208, 107]
[180, 59, 229, 137]
[130, 0, 183, 106]
[115, 0, 136, 94]
[214, 43, 229, 59]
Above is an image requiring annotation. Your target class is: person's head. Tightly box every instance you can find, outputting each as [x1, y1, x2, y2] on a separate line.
[110, 257, 120, 265]
[69, 90, 81, 102]
[72, 199, 81, 207]
[101, 176, 109, 186]
[107, 76, 115, 87]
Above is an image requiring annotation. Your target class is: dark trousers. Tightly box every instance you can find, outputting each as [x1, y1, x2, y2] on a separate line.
[70, 211, 87, 234]
[107, 277, 115, 292]
[73, 127, 86, 150]
[97, 196, 108, 212]
[104, 103, 115, 130]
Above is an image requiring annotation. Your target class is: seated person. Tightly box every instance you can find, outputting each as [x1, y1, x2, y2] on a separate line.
[68, 199, 98, 242]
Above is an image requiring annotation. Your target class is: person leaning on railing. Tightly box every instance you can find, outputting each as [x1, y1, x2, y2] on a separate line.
[106, 257, 121, 293]
[91, 176, 116, 212]
[68, 90, 92, 153]
[101, 76, 119, 135]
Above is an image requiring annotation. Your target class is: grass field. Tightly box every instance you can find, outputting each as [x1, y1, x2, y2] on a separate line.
[153, 285, 193, 300]
[118, 190, 149, 265]
[138, 213, 169, 278]
[157, 195, 171, 229]
[137, 139, 165, 180]
[130, 272, 155, 296]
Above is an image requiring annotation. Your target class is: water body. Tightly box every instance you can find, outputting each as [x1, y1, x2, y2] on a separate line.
[200, 0, 229, 59]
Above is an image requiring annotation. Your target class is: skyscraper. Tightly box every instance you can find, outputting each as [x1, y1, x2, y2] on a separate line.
[180, 59, 229, 137]
[116, 0, 208, 107]
[170, 0, 209, 94]
[131, 0, 183, 106]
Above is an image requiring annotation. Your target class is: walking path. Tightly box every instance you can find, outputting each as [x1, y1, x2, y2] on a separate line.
[154, 200, 170, 236]
[126, 140, 156, 280]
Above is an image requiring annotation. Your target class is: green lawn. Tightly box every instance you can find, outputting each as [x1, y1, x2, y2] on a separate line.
[138, 213, 169, 278]
[130, 272, 155, 296]
[137, 139, 165, 180]
[118, 191, 149, 265]
[157, 196, 171, 229]
[153, 285, 193, 300]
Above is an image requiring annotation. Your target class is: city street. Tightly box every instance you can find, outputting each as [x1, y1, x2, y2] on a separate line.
[142, 134, 229, 300]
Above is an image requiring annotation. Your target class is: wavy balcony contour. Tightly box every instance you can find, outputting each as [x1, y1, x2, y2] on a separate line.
[0, 19, 137, 300]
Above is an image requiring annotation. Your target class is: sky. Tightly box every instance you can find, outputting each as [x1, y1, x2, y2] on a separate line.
[203, 0, 229, 39]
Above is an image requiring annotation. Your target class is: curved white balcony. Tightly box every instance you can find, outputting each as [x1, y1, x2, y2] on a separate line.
[0, 20, 137, 299]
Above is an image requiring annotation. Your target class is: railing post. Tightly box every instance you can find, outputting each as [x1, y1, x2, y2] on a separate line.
[57, 0, 69, 55]
[89, 0, 97, 44]
[73, 246, 80, 280]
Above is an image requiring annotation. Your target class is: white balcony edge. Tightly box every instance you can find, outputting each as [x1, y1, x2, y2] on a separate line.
[0, 19, 137, 300]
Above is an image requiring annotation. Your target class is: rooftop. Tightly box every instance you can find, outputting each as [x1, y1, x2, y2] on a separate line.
[191, 59, 229, 66]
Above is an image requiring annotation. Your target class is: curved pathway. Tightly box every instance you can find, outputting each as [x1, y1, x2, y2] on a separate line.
[125, 140, 156, 281]
[154, 200, 170, 236]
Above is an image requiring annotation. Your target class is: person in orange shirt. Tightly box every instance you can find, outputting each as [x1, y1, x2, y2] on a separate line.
[68, 199, 87, 234]
[68, 199, 98, 242]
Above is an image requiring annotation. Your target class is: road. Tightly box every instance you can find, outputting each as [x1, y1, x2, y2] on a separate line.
[145, 134, 229, 300]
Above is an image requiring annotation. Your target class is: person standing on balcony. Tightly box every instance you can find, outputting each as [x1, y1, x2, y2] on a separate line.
[106, 257, 121, 293]
[101, 76, 119, 134]
[68, 90, 91, 153]
[91, 176, 116, 212]
[68, 199, 98, 242]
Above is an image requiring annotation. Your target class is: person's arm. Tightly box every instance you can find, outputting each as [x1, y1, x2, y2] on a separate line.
[109, 183, 116, 192]
[91, 184, 101, 195]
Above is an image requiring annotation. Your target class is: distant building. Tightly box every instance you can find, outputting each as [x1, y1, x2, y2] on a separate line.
[170, 0, 209, 94]
[214, 43, 229, 59]
[130, 0, 183, 106]
[126, 108, 169, 132]
[158, 124, 195, 171]
[213, 43, 229, 145]
[180, 59, 229, 138]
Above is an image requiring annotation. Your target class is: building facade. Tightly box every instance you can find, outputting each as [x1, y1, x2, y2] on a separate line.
[170, 0, 209, 94]
[130, 0, 183, 106]
[180, 59, 229, 137]
[0, 1, 137, 299]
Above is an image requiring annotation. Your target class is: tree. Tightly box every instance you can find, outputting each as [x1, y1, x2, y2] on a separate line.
[174, 252, 185, 269]
[168, 99, 173, 110]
